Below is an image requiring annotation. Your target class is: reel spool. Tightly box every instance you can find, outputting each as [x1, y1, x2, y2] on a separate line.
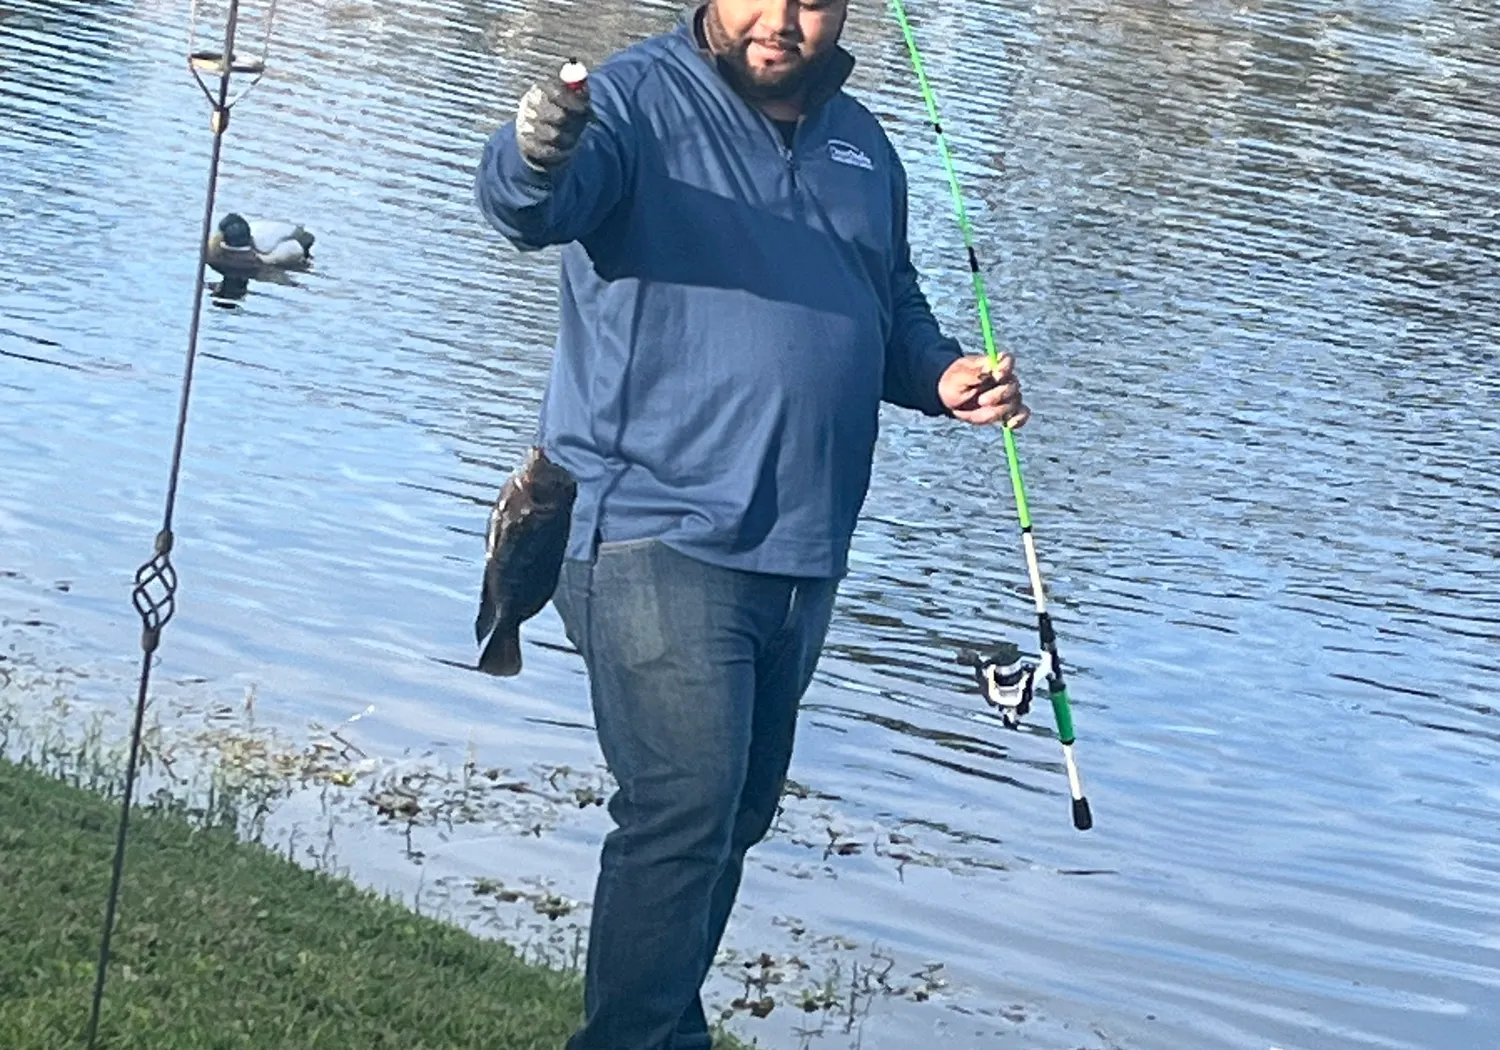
[959, 641, 1051, 729]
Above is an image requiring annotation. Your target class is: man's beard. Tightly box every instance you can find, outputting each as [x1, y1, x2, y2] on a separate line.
[705, 4, 823, 102]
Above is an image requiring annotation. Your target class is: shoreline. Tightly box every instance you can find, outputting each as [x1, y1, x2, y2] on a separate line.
[1, 753, 624, 1048]
[0, 651, 962, 1049]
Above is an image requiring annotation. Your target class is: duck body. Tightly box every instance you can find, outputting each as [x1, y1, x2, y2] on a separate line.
[206, 213, 315, 275]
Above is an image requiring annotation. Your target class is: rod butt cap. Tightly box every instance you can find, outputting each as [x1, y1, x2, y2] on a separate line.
[1072, 797, 1093, 831]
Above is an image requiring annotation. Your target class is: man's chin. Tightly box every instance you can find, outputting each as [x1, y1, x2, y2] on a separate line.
[723, 58, 808, 101]
[747, 75, 806, 101]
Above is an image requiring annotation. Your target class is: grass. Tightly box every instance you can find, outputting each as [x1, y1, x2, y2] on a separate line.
[0, 757, 748, 1049]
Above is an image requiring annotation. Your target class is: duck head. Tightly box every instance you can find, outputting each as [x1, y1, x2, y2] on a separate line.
[218, 213, 253, 249]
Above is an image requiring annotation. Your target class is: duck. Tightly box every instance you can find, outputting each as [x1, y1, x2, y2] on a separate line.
[205, 213, 315, 275]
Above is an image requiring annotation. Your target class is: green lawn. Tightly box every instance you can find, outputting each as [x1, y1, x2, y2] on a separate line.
[0, 758, 747, 1049]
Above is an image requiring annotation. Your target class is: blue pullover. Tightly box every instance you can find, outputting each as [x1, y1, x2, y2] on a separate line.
[475, 7, 963, 579]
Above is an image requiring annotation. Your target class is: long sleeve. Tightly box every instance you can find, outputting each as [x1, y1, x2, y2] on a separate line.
[474, 69, 635, 251]
[881, 153, 963, 417]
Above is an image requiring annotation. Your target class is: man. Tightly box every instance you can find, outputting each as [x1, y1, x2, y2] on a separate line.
[474, 2, 1027, 1047]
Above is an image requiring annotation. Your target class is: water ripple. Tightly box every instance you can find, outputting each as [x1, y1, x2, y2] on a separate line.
[3, 0, 1498, 1047]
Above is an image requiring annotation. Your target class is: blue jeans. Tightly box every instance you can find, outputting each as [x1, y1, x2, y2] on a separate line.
[552, 538, 838, 1050]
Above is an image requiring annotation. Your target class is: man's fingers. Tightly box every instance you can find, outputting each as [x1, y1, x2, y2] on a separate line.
[548, 79, 592, 111]
[952, 380, 1019, 411]
[953, 400, 1029, 428]
[535, 94, 588, 129]
[977, 381, 1020, 408]
[956, 355, 1014, 392]
[517, 79, 594, 169]
[940, 354, 1024, 423]
[976, 353, 1014, 382]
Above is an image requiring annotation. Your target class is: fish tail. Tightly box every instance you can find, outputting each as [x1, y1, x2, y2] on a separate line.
[477, 623, 523, 677]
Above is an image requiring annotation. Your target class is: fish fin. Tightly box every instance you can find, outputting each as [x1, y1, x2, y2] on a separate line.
[477, 622, 523, 677]
[474, 585, 498, 645]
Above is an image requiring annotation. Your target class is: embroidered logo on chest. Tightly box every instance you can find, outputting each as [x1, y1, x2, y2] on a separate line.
[827, 138, 874, 171]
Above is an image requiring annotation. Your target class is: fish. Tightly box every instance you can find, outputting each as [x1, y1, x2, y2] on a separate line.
[474, 445, 578, 676]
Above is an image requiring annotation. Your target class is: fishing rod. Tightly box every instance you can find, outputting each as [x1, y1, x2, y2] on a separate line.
[888, 0, 1092, 831]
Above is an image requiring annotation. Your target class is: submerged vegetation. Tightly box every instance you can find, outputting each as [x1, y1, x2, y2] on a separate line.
[0, 659, 759, 1050]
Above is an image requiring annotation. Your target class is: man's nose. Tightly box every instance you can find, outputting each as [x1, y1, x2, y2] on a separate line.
[759, 1, 801, 40]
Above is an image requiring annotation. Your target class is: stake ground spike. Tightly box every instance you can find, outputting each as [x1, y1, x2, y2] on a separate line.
[84, 2, 281, 1045]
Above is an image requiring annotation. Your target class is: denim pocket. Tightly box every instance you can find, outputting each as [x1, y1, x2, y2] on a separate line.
[594, 536, 661, 557]
[552, 560, 592, 659]
[588, 540, 670, 667]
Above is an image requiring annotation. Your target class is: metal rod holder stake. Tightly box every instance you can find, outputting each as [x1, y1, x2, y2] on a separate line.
[83, 1, 278, 1046]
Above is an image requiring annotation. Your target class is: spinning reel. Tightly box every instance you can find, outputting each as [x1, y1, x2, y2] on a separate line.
[959, 641, 1053, 730]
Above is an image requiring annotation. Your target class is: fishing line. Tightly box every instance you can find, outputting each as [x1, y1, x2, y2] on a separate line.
[887, 0, 1092, 831]
[85, 1, 278, 1045]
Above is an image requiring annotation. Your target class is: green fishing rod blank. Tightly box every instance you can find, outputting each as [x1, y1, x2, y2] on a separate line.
[889, 0, 1092, 831]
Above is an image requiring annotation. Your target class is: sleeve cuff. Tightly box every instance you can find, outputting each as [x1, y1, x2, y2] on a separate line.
[918, 343, 962, 417]
[494, 125, 556, 195]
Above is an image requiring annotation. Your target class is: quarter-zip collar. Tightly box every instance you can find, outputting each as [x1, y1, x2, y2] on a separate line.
[677, 3, 856, 117]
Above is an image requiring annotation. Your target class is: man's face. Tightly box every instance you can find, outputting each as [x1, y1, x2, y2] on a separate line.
[706, 0, 849, 101]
